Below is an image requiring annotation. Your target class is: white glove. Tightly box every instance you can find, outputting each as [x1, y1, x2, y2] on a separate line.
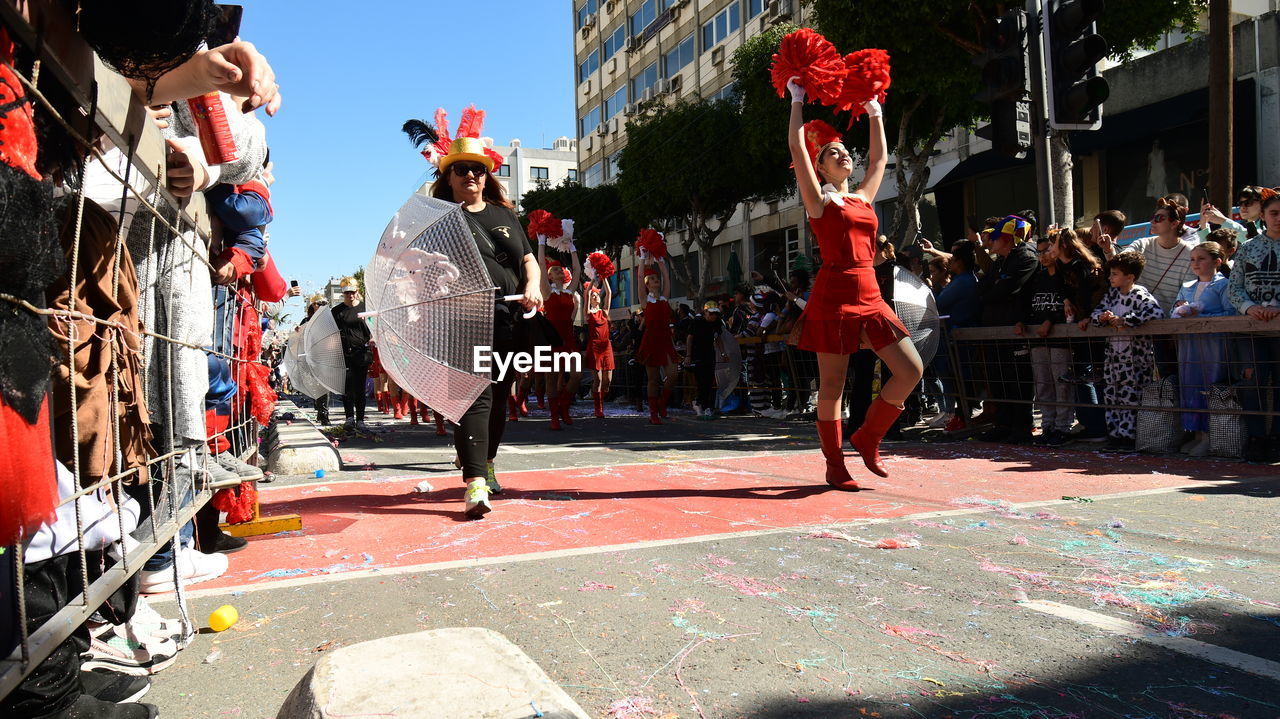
[637, 246, 649, 261]
[863, 99, 883, 118]
[786, 76, 806, 104]
[537, 235, 546, 246]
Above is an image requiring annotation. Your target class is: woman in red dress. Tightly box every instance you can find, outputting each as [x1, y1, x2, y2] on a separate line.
[785, 77, 923, 489]
[538, 244, 582, 431]
[583, 276, 614, 417]
[635, 255, 679, 424]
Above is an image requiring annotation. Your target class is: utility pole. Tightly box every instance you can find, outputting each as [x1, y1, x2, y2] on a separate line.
[1028, 0, 1056, 229]
[1208, 0, 1233, 210]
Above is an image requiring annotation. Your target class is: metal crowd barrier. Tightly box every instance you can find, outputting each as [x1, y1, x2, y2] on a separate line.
[1, 5, 264, 700]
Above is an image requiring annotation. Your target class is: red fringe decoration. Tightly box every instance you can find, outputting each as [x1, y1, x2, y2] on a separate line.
[587, 251, 615, 280]
[837, 49, 892, 119]
[635, 229, 667, 260]
[212, 481, 258, 525]
[526, 209, 564, 239]
[0, 62, 41, 179]
[770, 28, 845, 106]
[246, 363, 276, 426]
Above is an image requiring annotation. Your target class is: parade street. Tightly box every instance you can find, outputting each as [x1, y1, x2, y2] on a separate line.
[147, 405, 1280, 719]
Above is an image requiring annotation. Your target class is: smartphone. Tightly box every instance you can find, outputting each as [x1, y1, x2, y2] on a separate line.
[290, 280, 299, 288]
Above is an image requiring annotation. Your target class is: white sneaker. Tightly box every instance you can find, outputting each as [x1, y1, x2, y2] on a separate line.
[139, 546, 229, 594]
[80, 626, 178, 676]
[927, 413, 954, 429]
[463, 479, 492, 520]
[128, 596, 192, 648]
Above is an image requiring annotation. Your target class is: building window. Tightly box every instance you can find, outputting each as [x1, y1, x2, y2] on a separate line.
[578, 50, 599, 84]
[603, 25, 626, 61]
[709, 82, 737, 103]
[578, 104, 601, 138]
[530, 166, 549, 181]
[629, 0, 657, 36]
[576, 0, 598, 29]
[701, 4, 740, 51]
[747, 0, 765, 19]
[495, 164, 511, 177]
[568, 168, 578, 182]
[604, 151, 622, 181]
[629, 61, 659, 100]
[663, 33, 695, 78]
[604, 86, 628, 119]
[585, 161, 603, 188]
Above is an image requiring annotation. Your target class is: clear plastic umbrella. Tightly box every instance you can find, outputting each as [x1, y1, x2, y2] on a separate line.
[361, 193, 530, 424]
[301, 307, 348, 395]
[283, 330, 326, 399]
[891, 266, 941, 365]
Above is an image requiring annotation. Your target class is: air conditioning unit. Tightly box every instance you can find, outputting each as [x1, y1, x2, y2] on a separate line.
[669, 74, 682, 92]
[583, 12, 597, 28]
[767, 0, 792, 20]
[581, 78, 592, 95]
[595, 122, 608, 137]
[607, 57, 617, 74]
[584, 135, 594, 151]
[640, 87, 654, 103]
[626, 35, 641, 52]
[655, 78, 671, 95]
[711, 46, 725, 65]
[609, 117, 620, 134]
[605, 0, 617, 13]
[623, 102, 638, 116]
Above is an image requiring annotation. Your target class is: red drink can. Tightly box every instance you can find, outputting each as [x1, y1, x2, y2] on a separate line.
[187, 92, 238, 166]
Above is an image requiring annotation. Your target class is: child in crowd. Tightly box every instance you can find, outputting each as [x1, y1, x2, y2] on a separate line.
[1171, 241, 1234, 456]
[1018, 237, 1073, 446]
[1092, 253, 1165, 451]
[1227, 189, 1280, 461]
[1205, 227, 1238, 275]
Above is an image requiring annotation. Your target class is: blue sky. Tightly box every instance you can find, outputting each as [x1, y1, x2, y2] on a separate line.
[239, 1, 574, 317]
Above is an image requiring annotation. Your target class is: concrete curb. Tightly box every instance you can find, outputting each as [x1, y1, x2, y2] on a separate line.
[264, 400, 342, 477]
[276, 627, 591, 719]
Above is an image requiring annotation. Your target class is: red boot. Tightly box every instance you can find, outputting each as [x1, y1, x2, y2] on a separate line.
[817, 419, 860, 491]
[558, 390, 574, 425]
[393, 394, 405, 420]
[434, 411, 447, 436]
[658, 389, 672, 419]
[536, 392, 546, 410]
[648, 395, 662, 425]
[849, 398, 903, 478]
[376, 392, 386, 414]
[507, 395, 520, 422]
[409, 399, 420, 425]
[518, 393, 529, 416]
[549, 396, 563, 430]
[593, 392, 605, 418]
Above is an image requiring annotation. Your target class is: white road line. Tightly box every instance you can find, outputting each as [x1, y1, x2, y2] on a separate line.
[1020, 599, 1280, 682]
[159, 480, 1250, 601]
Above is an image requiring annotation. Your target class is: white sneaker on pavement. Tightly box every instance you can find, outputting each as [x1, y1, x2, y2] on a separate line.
[138, 546, 228, 594]
[463, 479, 492, 520]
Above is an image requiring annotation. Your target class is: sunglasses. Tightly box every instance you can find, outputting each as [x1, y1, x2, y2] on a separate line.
[450, 162, 487, 178]
[1239, 198, 1258, 206]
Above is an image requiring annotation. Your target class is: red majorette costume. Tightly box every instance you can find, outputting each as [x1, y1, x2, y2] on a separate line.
[583, 252, 615, 418]
[543, 261, 579, 355]
[584, 296, 613, 372]
[795, 124, 907, 356]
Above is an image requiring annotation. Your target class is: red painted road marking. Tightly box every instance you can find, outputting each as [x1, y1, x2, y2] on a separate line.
[192, 445, 1273, 593]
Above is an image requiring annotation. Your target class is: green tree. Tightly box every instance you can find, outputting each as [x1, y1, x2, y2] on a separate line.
[617, 97, 791, 301]
[520, 179, 637, 259]
[353, 267, 365, 298]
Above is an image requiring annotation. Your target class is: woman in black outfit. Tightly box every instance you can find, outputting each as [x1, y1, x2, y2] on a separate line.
[412, 111, 542, 519]
[332, 277, 373, 431]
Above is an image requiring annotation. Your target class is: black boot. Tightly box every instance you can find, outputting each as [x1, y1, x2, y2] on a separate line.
[1246, 436, 1270, 463]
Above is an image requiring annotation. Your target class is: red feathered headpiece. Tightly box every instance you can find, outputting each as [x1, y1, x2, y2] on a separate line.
[770, 28, 845, 107]
[428, 105, 506, 175]
[635, 229, 667, 260]
[643, 267, 660, 277]
[802, 119, 843, 169]
[526, 209, 564, 240]
[837, 49, 892, 121]
[1, 31, 40, 180]
[586, 251, 615, 280]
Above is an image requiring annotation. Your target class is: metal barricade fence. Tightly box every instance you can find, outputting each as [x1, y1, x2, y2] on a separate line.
[1, 7, 266, 701]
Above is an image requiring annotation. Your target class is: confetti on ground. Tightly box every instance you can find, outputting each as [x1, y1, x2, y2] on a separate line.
[579, 581, 616, 592]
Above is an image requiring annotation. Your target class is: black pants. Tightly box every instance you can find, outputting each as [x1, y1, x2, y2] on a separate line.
[990, 342, 1033, 432]
[846, 349, 878, 435]
[314, 393, 330, 424]
[455, 308, 521, 478]
[692, 360, 716, 411]
[342, 361, 371, 422]
[1, 553, 92, 717]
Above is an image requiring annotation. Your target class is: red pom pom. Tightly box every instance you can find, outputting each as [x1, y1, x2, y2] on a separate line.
[770, 28, 846, 106]
[587, 251, 615, 280]
[635, 229, 667, 260]
[526, 209, 564, 239]
[836, 49, 892, 118]
[213, 482, 259, 525]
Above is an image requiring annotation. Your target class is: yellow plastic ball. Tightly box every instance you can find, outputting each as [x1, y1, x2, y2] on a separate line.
[208, 605, 239, 632]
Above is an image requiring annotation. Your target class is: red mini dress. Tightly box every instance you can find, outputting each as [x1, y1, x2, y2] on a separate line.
[637, 297, 679, 366]
[584, 309, 614, 370]
[544, 290, 579, 354]
[797, 194, 908, 355]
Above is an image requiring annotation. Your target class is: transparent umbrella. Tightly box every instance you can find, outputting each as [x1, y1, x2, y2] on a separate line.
[283, 330, 326, 399]
[301, 307, 348, 395]
[891, 266, 941, 365]
[361, 193, 530, 424]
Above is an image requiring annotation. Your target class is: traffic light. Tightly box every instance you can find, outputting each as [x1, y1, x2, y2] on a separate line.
[975, 99, 1032, 159]
[975, 9, 1030, 104]
[1043, 0, 1110, 130]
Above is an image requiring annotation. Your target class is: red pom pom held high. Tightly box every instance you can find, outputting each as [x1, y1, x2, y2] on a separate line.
[837, 48, 892, 119]
[770, 28, 846, 106]
[635, 228, 667, 260]
[586, 251, 616, 280]
[526, 209, 564, 240]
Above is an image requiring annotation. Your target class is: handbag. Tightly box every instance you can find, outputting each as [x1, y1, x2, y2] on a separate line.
[1208, 384, 1245, 458]
[1136, 377, 1181, 453]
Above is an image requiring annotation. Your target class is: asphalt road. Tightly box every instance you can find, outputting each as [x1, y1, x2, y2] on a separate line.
[145, 401, 1280, 719]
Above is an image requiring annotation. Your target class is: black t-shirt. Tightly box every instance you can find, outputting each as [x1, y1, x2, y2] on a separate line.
[331, 301, 372, 355]
[464, 203, 533, 297]
[687, 317, 724, 363]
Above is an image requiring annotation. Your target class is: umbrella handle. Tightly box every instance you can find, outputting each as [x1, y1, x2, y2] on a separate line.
[502, 294, 538, 319]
